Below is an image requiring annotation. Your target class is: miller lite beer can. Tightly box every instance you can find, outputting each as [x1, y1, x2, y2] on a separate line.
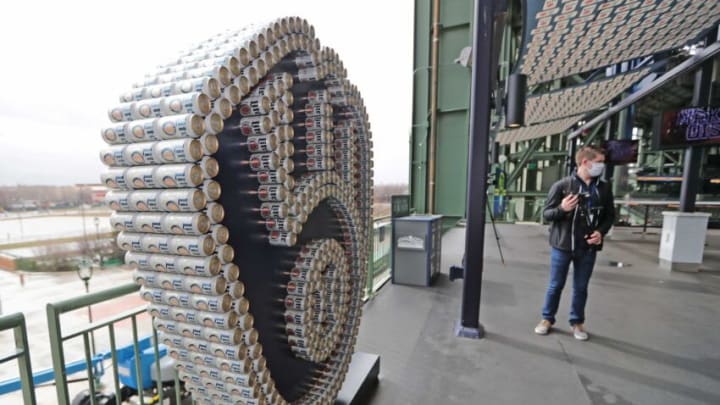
[268, 231, 296, 247]
[239, 95, 272, 117]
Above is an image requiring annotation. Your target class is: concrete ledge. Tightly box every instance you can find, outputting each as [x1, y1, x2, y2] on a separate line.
[659, 258, 701, 272]
[335, 352, 380, 405]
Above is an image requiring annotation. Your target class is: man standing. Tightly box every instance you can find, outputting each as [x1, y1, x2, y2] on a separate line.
[534, 146, 615, 341]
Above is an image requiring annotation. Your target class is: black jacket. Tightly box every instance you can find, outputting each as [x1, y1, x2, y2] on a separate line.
[543, 175, 615, 252]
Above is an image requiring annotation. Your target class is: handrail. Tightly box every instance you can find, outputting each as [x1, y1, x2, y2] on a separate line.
[0, 312, 24, 330]
[46, 282, 163, 405]
[366, 218, 393, 298]
[0, 312, 36, 404]
[48, 283, 139, 313]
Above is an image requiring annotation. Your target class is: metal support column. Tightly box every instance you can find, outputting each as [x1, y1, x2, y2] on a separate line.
[566, 136, 578, 176]
[455, 0, 499, 339]
[680, 30, 717, 212]
[506, 137, 544, 189]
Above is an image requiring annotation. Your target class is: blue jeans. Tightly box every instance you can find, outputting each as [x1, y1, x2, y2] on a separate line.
[542, 247, 596, 326]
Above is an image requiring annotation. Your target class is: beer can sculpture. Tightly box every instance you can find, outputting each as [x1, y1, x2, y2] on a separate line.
[100, 16, 373, 405]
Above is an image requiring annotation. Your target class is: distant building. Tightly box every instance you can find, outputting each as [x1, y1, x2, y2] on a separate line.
[7, 201, 39, 211]
[75, 184, 108, 205]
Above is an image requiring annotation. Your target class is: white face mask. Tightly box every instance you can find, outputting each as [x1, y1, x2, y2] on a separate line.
[588, 162, 605, 177]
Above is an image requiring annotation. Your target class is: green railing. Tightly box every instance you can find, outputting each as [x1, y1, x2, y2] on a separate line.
[6, 216, 394, 403]
[46, 282, 182, 405]
[366, 216, 392, 296]
[0, 312, 36, 405]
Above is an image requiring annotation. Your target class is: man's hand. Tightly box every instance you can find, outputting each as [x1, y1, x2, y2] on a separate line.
[560, 193, 579, 212]
[586, 231, 602, 245]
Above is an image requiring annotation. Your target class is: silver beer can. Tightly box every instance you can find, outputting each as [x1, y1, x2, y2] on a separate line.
[107, 102, 135, 122]
[157, 189, 207, 212]
[264, 217, 296, 233]
[255, 168, 287, 184]
[257, 184, 288, 202]
[305, 129, 334, 144]
[302, 103, 333, 117]
[168, 234, 216, 256]
[211, 97, 233, 120]
[202, 180, 222, 201]
[156, 93, 212, 117]
[199, 133, 219, 155]
[306, 157, 335, 171]
[152, 164, 205, 188]
[161, 212, 211, 235]
[153, 114, 206, 139]
[101, 168, 129, 189]
[305, 144, 333, 158]
[284, 308, 310, 325]
[171, 77, 222, 99]
[268, 231, 296, 247]
[252, 357, 267, 373]
[284, 294, 313, 311]
[303, 116, 333, 131]
[206, 202, 225, 223]
[222, 84, 242, 105]
[211, 224, 230, 245]
[307, 89, 330, 103]
[246, 133, 278, 153]
[150, 138, 204, 164]
[225, 280, 246, 300]
[249, 152, 280, 171]
[240, 116, 273, 136]
[259, 202, 288, 219]
[253, 82, 277, 100]
[174, 255, 221, 276]
[220, 263, 240, 283]
[278, 89, 293, 106]
[200, 156, 220, 178]
[204, 112, 224, 135]
[100, 122, 133, 144]
[239, 95, 272, 117]
[215, 244, 235, 264]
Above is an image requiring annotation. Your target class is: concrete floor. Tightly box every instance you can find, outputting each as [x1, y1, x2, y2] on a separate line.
[3, 224, 719, 404]
[356, 224, 720, 405]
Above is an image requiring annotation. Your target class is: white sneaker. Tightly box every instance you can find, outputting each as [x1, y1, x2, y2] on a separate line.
[572, 324, 589, 341]
[534, 320, 552, 335]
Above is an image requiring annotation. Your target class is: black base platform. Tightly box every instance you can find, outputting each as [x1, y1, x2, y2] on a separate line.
[335, 352, 380, 405]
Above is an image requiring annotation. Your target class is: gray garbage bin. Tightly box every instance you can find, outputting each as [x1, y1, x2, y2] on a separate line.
[391, 215, 442, 286]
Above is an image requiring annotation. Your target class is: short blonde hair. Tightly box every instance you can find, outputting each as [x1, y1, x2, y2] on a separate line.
[575, 146, 604, 167]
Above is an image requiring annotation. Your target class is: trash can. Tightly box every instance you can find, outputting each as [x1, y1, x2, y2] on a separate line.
[391, 215, 442, 286]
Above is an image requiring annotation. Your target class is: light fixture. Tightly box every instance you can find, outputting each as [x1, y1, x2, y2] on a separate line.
[77, 259, 93, 282]
[505, 73, 527, 128]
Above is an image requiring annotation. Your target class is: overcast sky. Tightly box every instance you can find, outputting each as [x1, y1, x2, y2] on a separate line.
[0, 0, 413, 186]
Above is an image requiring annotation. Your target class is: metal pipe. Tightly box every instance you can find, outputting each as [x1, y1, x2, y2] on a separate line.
[48, 283, 139, 314]
[567, 41, 720, 140]
[427, 0, 441, 213]
[506, 137, 544, 189]
[566, 136, 578, 176]
[680, 28, 717, 213]
[0, 313, 36, 405]
[455, 0, 497, 339]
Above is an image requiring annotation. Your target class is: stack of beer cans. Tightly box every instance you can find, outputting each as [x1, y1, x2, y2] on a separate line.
[100, 16, 373, 405]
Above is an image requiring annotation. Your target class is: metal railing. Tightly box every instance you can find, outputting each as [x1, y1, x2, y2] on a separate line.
[46, 282, 182, 405]
[366, 216, 392, 296]
[4, 216, 394, 403]
[0, 312, 36, 405]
